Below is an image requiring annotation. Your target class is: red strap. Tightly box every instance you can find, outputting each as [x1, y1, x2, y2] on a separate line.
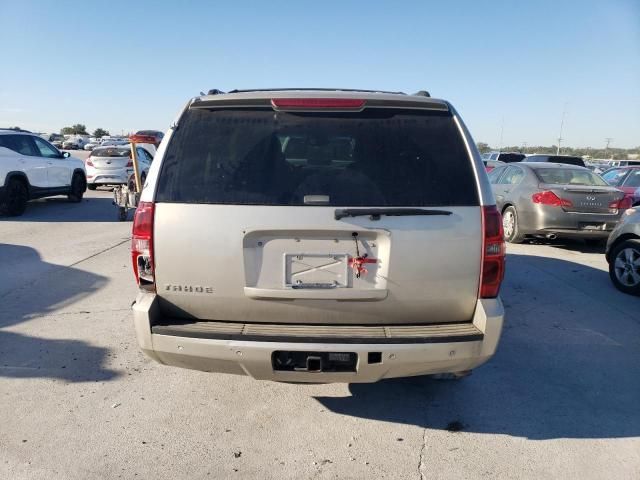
[348, 256, 377, 277]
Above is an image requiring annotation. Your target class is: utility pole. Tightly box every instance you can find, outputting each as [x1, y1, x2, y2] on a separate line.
[498, 116, 504, 152]
[605, 137, 613, 159]
[556, 103, 567, 155]
[522, 142, 528, 154]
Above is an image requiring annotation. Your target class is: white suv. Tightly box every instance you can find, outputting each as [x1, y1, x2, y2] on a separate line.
[131, 89, 506, 383]
[0, 129, 87, 216]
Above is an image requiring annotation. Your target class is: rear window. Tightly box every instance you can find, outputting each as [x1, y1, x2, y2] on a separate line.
[136, 130, 162, 138]
[155, 108, 479, 206]
[92, 147, 130, 157]
[535, 168, 608, 186]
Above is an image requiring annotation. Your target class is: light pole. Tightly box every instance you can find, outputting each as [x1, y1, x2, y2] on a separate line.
[556, 104, 567, 155]
[605, 138, 613, 159]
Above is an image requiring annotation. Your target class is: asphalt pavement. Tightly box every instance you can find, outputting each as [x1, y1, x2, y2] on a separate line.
[1, 191, 639, 479]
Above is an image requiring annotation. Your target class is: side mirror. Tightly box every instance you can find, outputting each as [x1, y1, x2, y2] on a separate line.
[62, 151, 70, 158]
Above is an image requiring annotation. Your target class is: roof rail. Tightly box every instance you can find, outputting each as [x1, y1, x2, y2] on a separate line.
[0, 127, 32, 133]
[226, 88, 407, 95]
[207, 89, 225, 95]
[413, 90, 431, 97]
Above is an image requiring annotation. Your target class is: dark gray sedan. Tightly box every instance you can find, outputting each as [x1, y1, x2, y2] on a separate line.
[488, 162, 631, 243]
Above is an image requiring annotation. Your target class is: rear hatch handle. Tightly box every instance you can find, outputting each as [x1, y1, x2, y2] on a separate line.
[335, 208, 452, 221]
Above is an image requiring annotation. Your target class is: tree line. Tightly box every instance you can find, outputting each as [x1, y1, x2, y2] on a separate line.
[60, 124, 109, 138]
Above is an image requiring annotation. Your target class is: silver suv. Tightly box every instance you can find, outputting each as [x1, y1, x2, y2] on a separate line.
[131, 89, 506, 383]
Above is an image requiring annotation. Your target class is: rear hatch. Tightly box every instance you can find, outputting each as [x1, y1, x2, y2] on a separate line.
[152, 99, 483, 325]
[91, 147, 131, 171]
[535, 166, 625, 213]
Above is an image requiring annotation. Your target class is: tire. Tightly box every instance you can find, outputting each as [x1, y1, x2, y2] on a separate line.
[67, 173, 86, 203]
[4, 178, 28, 216]
[87, 184, 97, 191]
[502, 206, 526, 243]
[609, 239, 640, 296]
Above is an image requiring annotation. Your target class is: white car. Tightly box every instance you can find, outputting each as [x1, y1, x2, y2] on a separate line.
[85, 144, 153, 190]
[62, 135, 90, 150]
[0, 129, 87, 216]
[84, 142, 101, 151]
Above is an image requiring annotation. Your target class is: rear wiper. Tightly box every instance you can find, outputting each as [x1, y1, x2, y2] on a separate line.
[335, 208, 452, 221]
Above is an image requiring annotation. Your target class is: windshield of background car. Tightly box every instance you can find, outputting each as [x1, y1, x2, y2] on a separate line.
[92, 147, 130, 157]
[155, 108, 479, 206]
[602, 168, 628, 186]
[535, 168, 609, 186]
[624, 170, 640, 187]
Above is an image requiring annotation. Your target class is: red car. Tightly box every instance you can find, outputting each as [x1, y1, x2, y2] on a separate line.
[602, 166, 640, 206]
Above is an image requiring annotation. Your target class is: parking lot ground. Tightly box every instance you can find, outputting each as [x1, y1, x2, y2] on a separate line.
[1, 195, 639, 479]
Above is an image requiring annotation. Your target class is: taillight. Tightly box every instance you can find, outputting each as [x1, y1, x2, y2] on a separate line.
[271, 98, 366, 110]
[480, 205, 505, 298]
[131, 202, 155, 290]
[86, 157, 94, 167]
[609, 196, 632, 210]
[532, 191, 573, 207]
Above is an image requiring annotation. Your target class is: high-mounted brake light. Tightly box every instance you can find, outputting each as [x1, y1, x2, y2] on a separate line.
[131, 202, 155, 291]
[271, 98, 366, 110]
[480, 205, 505, 298]
[532, 191, 572, 207]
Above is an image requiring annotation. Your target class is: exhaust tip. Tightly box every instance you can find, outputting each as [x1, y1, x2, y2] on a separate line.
[546, 233, 557, 240]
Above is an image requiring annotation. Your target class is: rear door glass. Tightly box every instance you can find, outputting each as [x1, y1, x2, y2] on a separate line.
[0, 134, 39, 156]
[499, 166, 525, 185]
[488, 166, 506, 183]
[156, 108, 479, 206]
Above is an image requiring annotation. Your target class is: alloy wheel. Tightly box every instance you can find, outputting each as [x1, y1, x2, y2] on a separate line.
[614, 247, 640, 287]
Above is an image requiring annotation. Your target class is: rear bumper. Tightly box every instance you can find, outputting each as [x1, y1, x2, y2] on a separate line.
[132, 294, 505, 383]
[518, 206, 620, 238]
[87, 169, 133, 185]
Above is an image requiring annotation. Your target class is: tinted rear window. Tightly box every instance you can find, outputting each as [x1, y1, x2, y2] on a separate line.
[155, 108, 479, 206]
[548, 156, 584, 166]
[498, 153, 525, 163]
[535, 168, 608, 186]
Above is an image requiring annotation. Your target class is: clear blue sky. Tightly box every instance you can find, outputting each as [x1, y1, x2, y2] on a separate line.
[1, 0, 638, 148]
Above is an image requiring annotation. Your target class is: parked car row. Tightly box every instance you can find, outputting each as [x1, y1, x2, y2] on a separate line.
[482, 151, 586, 167]
[85, 144, 154, 190]
[0, 129, 87, 215]
[487, 160, 640, 295]
[0, 128, 161, 215]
